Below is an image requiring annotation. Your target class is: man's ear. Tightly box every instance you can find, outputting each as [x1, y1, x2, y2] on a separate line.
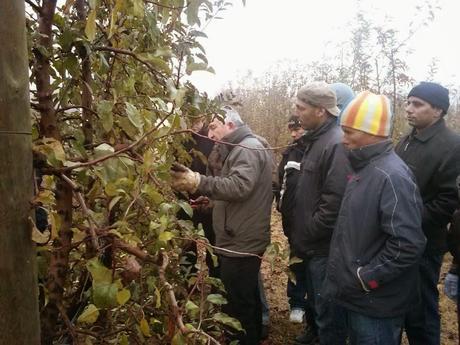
[433, 107, 443, 118]
[316, 107, 327, 118]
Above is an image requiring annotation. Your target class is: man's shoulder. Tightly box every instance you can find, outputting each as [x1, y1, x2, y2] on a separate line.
[374, 152, 416, 185]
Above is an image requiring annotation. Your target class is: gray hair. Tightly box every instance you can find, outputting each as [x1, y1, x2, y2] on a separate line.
[222, 106, 244, 127]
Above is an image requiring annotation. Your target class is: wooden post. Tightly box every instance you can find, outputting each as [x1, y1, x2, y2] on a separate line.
[0, 1, 41, 344]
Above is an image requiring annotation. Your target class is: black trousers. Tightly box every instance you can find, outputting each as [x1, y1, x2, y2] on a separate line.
[219, 255, 262, 345]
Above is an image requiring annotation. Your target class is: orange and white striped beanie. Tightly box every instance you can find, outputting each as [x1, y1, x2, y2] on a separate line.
[340, 91, 393, 137]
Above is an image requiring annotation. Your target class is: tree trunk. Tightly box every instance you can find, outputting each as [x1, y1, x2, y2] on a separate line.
[0, 1, 41, 344]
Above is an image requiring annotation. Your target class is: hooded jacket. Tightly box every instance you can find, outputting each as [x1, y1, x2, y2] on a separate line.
[277, 137, 305, 240]
[325, 140, 426, 317]
[395, 118, 460, 254]
[198, 125, 272, 256]
[291, 117, 351, 257]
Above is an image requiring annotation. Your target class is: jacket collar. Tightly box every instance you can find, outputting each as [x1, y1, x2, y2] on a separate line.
[348, 139, 393, 171]
[222, 124, 254, 145]
[302, 116, 337, 143]
[410, 118, 446, 143]
[216, 125, 255, 163]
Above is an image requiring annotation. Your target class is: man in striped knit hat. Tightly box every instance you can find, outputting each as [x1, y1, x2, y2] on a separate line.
[324, 91, 426, 345]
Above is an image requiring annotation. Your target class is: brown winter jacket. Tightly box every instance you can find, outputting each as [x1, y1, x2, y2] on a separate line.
[197, 125, 273, 256]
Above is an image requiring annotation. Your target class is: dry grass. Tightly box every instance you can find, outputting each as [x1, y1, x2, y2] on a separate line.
[260, 212, 459, 345]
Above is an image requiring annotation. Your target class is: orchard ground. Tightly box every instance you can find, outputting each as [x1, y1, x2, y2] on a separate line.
[259, 211, 458, 345]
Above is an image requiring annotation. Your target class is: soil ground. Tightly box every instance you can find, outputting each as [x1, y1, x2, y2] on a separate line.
[260, 212, 459, 345]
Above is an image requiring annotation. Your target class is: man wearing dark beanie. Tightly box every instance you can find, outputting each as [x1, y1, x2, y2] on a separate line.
[396, 81, 460, 345]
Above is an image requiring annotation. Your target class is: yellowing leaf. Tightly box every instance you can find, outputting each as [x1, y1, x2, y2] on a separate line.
[132, 0, 144, 18]
[158, 231, 174, 242]
[116, 288, 131, 305]
[154, 286, 161, 308]
[85, 9, 97, 42]
[171, 332, 186, 345]
[77, 304, 100, 324]
[29, 216, 50, 244]
[139, 318, 151, 337]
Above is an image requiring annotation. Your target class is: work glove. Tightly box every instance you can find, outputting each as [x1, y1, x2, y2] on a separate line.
[170, 163, 201, 193]
[444, 273, 458, 301]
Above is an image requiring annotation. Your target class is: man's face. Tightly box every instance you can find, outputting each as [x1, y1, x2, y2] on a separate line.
[405, 96, 442, 131]
[295, 101, 321, 130]
[342, 126, 381, 150]
[208, 119, 232, 141]
[289, 126, 305, 140]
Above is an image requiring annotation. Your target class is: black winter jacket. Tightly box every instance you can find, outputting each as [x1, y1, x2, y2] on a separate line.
[291, 117, 351, 257]
[395, 118, 460, 254]
[277, 138, 305, 241]
[325, 140, 426, 318]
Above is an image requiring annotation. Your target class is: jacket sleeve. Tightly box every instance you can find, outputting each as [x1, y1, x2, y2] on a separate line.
[359, 171, 426, 290]
[306, 143, 351, 242]
[423, 143, 460, 230]
[197, 146, 263, 202]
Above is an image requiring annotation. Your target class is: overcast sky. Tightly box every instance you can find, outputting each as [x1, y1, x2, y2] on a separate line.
[189, 0, 460, 96]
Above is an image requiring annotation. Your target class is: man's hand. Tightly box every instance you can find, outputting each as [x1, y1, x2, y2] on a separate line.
[170, 163, 201, 193]
[444, 273, 458, 301]
[190, 196, 213, 211]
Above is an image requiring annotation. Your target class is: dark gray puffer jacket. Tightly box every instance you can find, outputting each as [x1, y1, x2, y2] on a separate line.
[197, 125, 272, 257]
[325, 140, 426, 317]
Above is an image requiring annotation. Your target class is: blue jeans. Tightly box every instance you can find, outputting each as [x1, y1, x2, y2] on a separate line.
[404, 253, 443, 345]
[287, 258, 308, 310]
[306, 256, 347, 345]
[346, 309, 403, 345]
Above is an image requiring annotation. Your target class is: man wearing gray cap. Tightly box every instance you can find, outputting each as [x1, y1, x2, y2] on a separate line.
[291, 82, 349, 345]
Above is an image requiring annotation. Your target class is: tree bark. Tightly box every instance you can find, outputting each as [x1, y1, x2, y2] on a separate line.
[0, 1, 41, 344]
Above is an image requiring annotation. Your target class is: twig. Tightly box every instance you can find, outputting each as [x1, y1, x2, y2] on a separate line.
[184, 129, 293, 152]
[25, 0, 41, 13]
[112, 238, 155, 262]
[159, 251, 221, 345]
[62, 109, 174, 171]
[145, 0, 188, 10]
[57, 302, 77, 340]
[60, 174, 100, 251]
[56, 105, 98, 116]
[94, 46, 164, 84]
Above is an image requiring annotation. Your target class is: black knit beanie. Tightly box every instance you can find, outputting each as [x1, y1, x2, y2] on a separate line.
[408, 82, 450, 114]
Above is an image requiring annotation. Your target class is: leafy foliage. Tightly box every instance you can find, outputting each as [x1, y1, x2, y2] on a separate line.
[26, 0, 244, 343]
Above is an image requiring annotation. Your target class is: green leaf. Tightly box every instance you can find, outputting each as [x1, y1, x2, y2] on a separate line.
[125, 102, 144, 129]
[185, 62, 208, 75]
[109, 196, 122, 211]
[185, 300, 199, 317]
[119, 333, 129, 345]
[92, 282, 118, 308]
[171, 332, 186, 345]
[206, 293, 227, 305]
[289, 256, 304, 265]
[177, 200, 193, 218]
[142, 184, 164, 205]
[86, 258, 112, 284]
[186, 0, 201, 26]
[132, 0, 144, 18]
[85, 9, 97, 42]
[117, 288, 131, 305]
[88, 0, 98, 9]
[158, 231, 174, 242]
[213, 312, 243, 331]
[97, 100, 114, 132]
[77, 304, 100, 324]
